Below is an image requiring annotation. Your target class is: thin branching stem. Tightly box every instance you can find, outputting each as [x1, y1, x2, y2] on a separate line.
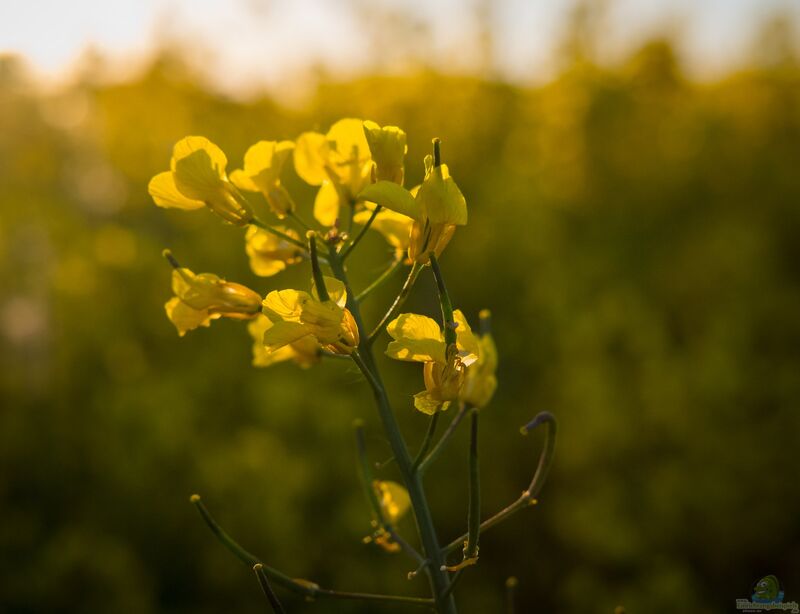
[307, 233, 330, 302]
[357, 257, 406, 303]
[428, 253, 456, 345]
[441, 412, 557, 556]
[250, 218, 308, 250]
[253, 564, 287, 614]
[342, 205, 381, 260]
[368, 262, 425, 344]
[412, 413, 441, 474]
[439, 568, 465, 601]
[418, 403, 469, 474]
[464, 409, 480, 560]
[350, 352, 457, 613]
[190, 495, 434, 608]
[330, 238, 456, 612]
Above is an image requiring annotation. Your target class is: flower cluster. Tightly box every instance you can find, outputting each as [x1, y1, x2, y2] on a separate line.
[149, 120, 502, 587]
[145, 118, 557, 614]
[149, 119, 495, 404]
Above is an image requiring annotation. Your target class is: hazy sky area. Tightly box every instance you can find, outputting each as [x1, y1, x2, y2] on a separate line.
[1, 0, 798, 96]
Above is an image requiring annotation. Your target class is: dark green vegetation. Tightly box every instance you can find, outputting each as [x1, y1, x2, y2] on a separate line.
[1, 37, 799, 613]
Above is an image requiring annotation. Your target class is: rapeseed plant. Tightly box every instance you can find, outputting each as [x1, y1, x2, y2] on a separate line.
[149, 119, 557, 613]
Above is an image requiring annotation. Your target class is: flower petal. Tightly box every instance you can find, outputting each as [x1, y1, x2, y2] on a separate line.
[164, 297, 216, 336]
[262, 289, 308, 322]
[416, 164, 467, 226]
[386, 313, 446, 363]
[373, 480, 411, 522]
[413, 390, 447, 415]
[313, 181, 340, 227]
[148, 172, 204, 210]
[327, 118, 370, 165]
[358, 181, 421, 221]
[262, 320, 312, 351]
[245, 225, 302, 277]
[242, 140, 294, 187]
[294, 131, 329, 185]
[453, 309, 480, 366]
[363, 120, 407, 184]
[171, 136, 228, 175]
[311, 275, 348, 308]
[229, 169, 258, 192]
[173, 149, 227, 201]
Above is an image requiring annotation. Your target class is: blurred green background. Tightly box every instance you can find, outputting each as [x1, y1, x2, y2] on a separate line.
[2, 3, 800, 613]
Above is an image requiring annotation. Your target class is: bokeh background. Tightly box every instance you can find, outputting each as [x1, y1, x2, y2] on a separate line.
[2, 1, 799, 612]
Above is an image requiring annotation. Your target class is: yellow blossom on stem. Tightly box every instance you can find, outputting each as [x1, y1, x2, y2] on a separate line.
[461, 310, 498, 408]
[357, 139, 467, 264]
[261, 276, 359, 355]
[294, 118, 373, 226]
[230, 140, 296, 218]
[244, 225, 303, 277]
[385, 310, 480, 414]
[163, 253, 262, 336]
[247, 315, 320, 369]
[148, 136, 254, 226]
[374, 480, 411, 523]
[364, 480, 412, 553]
[363, 120, 407, 185]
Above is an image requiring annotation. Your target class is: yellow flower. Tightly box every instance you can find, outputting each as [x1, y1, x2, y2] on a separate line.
[230, 140, 295, 218]
[461, 310, 498, 408]
[363, 120, 407, 185]
[148, 136, 254, 226]
[244, 225, 303, 277]
[352, 207, 414, 261]
[294, 118, 373, 226]
[357, 147, 467, 264]
[385, 310, 479, 414]
[247, 315, 320, 369]
[261, 276, 359, 355]
[165, 265, 262, 336]
[363, 480, 411, 553]
[374, 480, 411, 523]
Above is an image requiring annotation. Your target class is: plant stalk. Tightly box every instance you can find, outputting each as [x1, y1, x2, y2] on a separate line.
[328, 247, 457, 613]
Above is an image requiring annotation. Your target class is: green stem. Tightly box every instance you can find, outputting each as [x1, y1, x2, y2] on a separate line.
[343, 205, 382, 260]
[357, 257, 405, 303]
[328, 243, 456, 612]
[442, 412, 557, 556]
[351, 352, 457, 613]
[253, 564, 287, 614]
[191, 495, 433, 608]
[307, 232, 330, 302]
[412, 413, 441, 474]
[439, 568, 465, 602]
[418, 403, 469, 475]
[250, 218, 308, 250]
[428, 253, 456, 345]
[368, 262, 425, 344]
[464, 409, 480, 560]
